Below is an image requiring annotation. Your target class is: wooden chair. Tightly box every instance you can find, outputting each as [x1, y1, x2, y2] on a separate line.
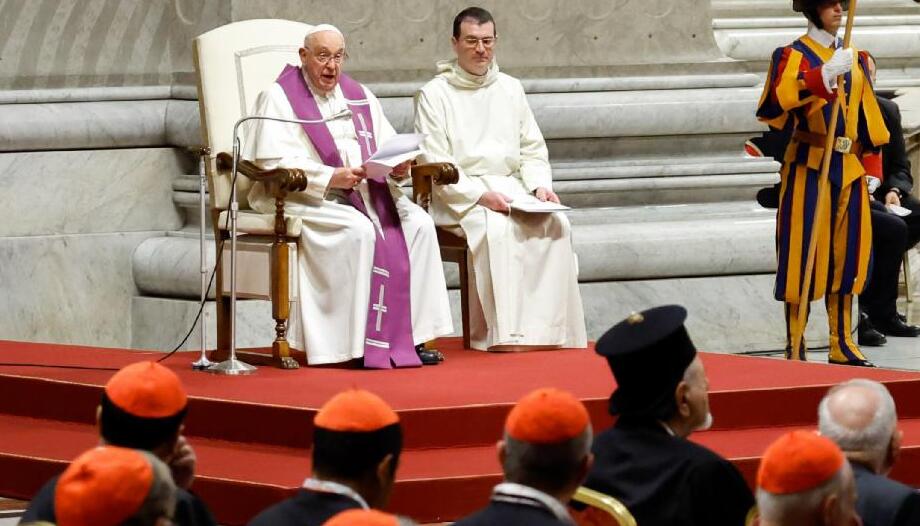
[411, 165, 471, 349]
[569, 487, 637, 526]
[194, 19, 314, 369]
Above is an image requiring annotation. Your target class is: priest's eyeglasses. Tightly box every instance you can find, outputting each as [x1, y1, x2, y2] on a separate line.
[308, 49, 348, 65]
[461, 36, 497, 49]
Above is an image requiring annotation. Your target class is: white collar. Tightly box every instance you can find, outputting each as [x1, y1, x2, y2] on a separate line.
[302, 477, 369, 509]
[658, 421, 677, 437]
[807, 22, 839, 48]
[492, 482, 575, 524]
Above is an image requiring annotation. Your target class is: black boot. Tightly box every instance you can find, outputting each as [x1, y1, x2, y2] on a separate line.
[858, 312, 887, 347]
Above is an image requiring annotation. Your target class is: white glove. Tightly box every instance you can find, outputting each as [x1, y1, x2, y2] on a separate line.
[821, 47, 853, 91]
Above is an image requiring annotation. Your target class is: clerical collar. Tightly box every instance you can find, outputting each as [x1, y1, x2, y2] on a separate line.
[658, 421, 677, 437]
[491, 482, 575, 524]
[807, 23, 839, 48]
[302, 477, 369, 509]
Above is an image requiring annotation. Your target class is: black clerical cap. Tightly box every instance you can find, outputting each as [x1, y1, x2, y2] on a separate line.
[595, 305, 697, 419]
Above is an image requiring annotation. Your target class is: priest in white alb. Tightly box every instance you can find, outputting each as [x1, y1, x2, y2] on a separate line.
[242, 24, 453, 368]
[414, 8, 587, 351]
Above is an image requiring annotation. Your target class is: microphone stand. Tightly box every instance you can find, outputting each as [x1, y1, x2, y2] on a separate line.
[208, 108, 355, 375]
[192, 149, 214, 370]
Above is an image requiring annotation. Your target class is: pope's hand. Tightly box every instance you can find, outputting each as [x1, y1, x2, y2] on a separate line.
[822, 47, 853, 89]
[167, 435, 197, 489]
[330, 166, 366, 189]
[478, 191, 513, 214]
[534, 187, 561, 204]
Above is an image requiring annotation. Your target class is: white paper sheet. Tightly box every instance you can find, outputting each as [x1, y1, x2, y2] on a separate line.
[509, 195, 571, 213]
[365, 133, 426, 182]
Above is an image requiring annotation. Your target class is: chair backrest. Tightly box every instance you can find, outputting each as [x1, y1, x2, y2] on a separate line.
[193, 19, 311, 211]
[569, 487, 637, 526]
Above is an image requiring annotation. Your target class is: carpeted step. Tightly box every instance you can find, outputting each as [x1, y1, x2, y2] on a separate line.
[5, 340, 920, 523]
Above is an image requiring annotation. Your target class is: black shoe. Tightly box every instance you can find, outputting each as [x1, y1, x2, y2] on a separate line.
[828, 357, 877, 368]
[871, 315, 920, 337]
[858, 313, 887, 347]
[898, 312, 908, 323]
[415, 344, 443, 365]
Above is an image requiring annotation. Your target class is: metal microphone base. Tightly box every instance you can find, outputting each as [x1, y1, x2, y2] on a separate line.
[191, 356, 215, 370]
[207, 357, 256, 375]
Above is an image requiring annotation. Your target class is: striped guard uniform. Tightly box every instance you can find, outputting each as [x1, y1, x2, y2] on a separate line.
[756, 33, 889, 362]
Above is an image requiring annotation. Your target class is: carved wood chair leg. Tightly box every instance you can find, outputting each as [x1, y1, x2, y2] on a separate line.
[271, 240, 299, 369]
[459, 251, 472, 350]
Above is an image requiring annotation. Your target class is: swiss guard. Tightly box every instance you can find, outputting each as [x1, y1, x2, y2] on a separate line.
[756, 0, 889, 366]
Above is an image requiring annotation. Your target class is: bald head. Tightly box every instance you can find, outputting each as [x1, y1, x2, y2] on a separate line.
[827, 383, 881, 431]
[818, 379, 898, 471]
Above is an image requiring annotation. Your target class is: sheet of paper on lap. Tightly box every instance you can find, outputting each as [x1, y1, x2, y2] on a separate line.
[509, 195, 571, 213]
[365, 133, 426, 181]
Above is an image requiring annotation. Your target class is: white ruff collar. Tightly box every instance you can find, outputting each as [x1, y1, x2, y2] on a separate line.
[807, 22, 839, 48]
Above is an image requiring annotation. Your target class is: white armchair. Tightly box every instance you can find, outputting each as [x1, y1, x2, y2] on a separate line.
[193, 19, 313, 369]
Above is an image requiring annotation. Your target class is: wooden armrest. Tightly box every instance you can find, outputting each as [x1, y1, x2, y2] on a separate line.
[412, 162, 459, 186]
[216, 152, 308, 192]
[410, 162, 459, 211]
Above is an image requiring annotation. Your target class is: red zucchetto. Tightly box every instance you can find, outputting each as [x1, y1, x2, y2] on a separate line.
[105, 361, 187, 418]
[314, 389, 399, 432]
[323, 509, 399, 526]
[757, 430, 846, 494]
[55, 446, 154, 526]
[505, 388, 590, 444]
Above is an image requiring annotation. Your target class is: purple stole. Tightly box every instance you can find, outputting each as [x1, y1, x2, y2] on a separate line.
[276, 64, 419, 369]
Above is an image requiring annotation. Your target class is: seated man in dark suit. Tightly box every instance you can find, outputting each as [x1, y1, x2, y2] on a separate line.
[248, 389, 402, 526]
[584, 306, 754, 526]
[818, 379, 920, 526]
[19, 362, 216, 526]
[862, 54, 920, 337]
[455, 388, 593, 526]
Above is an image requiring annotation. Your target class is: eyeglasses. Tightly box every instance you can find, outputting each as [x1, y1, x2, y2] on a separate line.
[460, 36, 496, 49]
[307, 48, 347, 65]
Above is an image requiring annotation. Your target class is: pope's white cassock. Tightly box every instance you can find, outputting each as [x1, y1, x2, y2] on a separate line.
[242, 73, 453, 365]
[414, 60, 587, 351]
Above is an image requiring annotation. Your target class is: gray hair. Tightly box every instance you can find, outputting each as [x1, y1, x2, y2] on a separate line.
[123, 452, 177, 526]
[503, 426, 593, 493]
[818, 379, 897, 461]
[756, 466, 845, 521]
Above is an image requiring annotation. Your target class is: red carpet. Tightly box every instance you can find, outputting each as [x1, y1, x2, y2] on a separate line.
[2, 339, 920, 524]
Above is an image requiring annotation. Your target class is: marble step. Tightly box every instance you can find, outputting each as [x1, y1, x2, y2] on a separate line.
[133, 200, 777, 301]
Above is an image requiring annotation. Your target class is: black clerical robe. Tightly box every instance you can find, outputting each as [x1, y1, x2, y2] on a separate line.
[19, 474, 217, 526]
[246, 488, 363, 526]
[454, 501, 570, 526]
[584, 417, 754, 526]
